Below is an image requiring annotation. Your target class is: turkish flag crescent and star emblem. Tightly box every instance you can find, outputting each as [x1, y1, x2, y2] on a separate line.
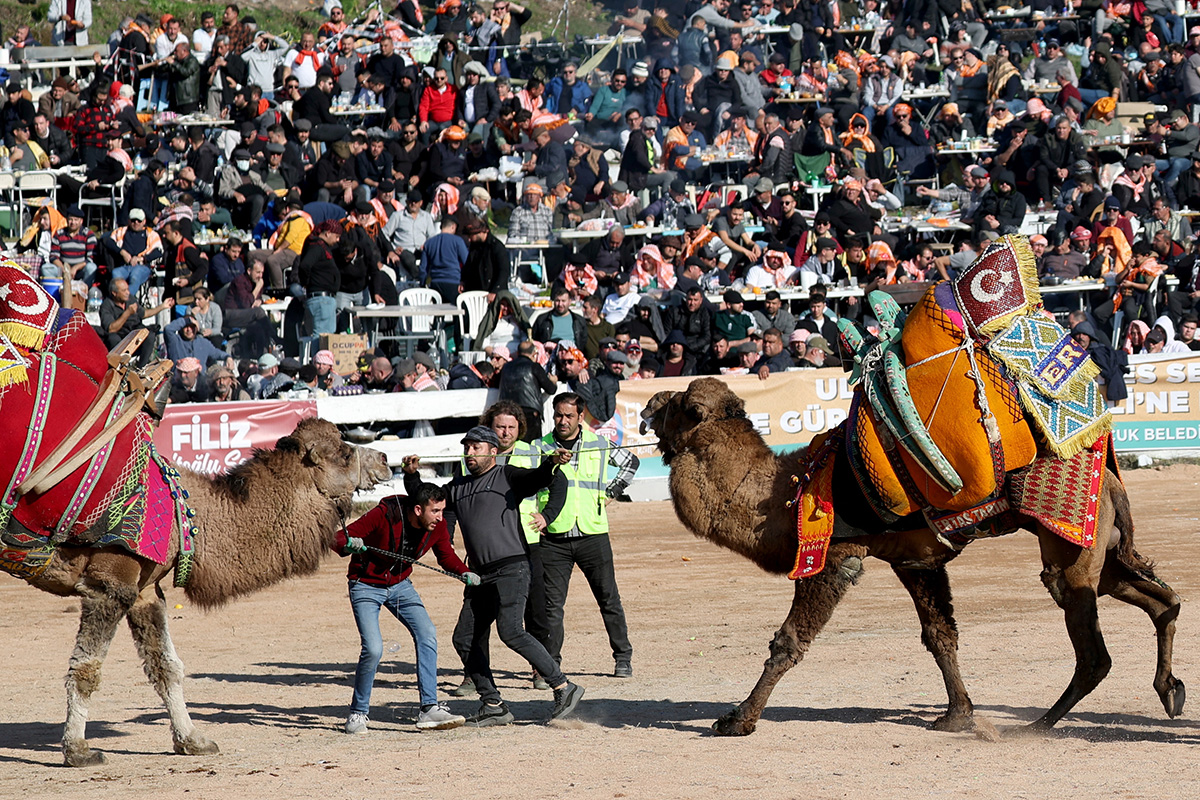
[950, 235, 1041, 338]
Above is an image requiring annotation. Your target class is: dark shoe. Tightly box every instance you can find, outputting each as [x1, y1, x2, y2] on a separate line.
[450, 677, 477, 697]
[550, 682, 585, 721]
[613, 661, 633, 678]
[465, 702, 514, 727]
[532, 670, 550, 691]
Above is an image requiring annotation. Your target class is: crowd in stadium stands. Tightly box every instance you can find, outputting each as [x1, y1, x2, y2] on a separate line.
[5, 0, 1200, 420]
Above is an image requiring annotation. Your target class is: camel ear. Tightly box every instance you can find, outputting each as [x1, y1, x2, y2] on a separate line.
[723, 393, 746, 419]
[305, 441, 324, 464]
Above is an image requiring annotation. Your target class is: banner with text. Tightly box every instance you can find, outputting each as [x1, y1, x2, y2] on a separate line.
[610, 370, 853, 477]
[611, 353, 1200, 478]
[1109, 353, 1200, 451]
[154, 400, 318, 474]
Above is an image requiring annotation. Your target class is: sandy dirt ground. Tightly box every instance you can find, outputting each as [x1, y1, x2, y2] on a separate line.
[1, 466, 1198, 799]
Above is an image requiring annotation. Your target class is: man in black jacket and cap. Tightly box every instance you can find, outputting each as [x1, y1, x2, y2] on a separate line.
[1072, 319, 1128, 402]
[462, 217, 510, 300]
[1036, 115, 1088, 205]
[974, 168, 1027, 236]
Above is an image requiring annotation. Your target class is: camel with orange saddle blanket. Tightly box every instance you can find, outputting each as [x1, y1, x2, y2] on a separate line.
[0, 263, 392, 766]
[640, 235, 1184, 739]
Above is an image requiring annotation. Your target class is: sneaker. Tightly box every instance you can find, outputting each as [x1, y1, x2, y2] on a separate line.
[613, 661, 633, 678]
[417, 703, 465, 731]
[465, 702, 515, 727]
[532, 670, 550, 690]
[550, 681, 585, 721]
[450, 677, 477, 697]
[344, 712, 368, 734]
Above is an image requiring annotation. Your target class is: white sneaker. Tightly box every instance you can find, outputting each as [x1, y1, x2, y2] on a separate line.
[344, 712, 369, 734]
[416, 703, 465, 731]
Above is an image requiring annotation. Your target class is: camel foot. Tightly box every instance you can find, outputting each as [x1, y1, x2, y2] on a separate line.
[930, 708, 975, 733]
[62, 740, 105, 767]
[1160, 678, 1185, 719]
[712, 708, 757, 736]
[174, 734, 220, 756]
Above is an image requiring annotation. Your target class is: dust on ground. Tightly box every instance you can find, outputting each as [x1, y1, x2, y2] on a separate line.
[2, 466, 1198, 799]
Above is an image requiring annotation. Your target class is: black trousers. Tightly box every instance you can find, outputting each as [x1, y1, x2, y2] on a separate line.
[464, 558, 565, 705]
[452, 541, 550, 671]
[1166, 289, 1199, 324]
[541, 533, 632, 666]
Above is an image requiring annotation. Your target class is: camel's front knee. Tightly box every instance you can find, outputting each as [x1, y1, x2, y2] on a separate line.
[68, 660, 103, 698]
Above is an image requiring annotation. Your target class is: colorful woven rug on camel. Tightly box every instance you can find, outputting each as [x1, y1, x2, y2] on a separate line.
[0, 265, 182, 580]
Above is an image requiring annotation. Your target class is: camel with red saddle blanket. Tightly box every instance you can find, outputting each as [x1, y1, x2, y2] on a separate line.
[640, 236, 1185, 739]
[0, 264, 392, 766]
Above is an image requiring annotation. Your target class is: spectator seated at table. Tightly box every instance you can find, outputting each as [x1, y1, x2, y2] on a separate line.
[929, 103, 976, 147]
[164, 316, 231, 368]
[745, 249, 798, 289]
[17, 205, 66, 277]
[475, 290, 531, 353]
[103, 208, 164, 299]
[533, 285, 586, 348]
[509, 183, 554, 242]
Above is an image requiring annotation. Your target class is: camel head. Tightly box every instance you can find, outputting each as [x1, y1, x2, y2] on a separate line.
[274, 418, 390, 515]
[640, 378, 747, 462]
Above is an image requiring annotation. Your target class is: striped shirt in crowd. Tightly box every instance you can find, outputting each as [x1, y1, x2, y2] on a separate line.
[51, 230, 98, 268]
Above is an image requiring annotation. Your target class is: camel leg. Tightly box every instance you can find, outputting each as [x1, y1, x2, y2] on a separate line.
[1032, 528, 1111, 729]
[63, 581, 138, 766]
[125, 585, 219, 757]
[891, 565, 995, 738]
[1099, 556, 1186, 719]
[712, 545, 865, 736]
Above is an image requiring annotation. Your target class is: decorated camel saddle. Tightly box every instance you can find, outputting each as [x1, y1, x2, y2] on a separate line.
[0, 264, 188, 581]
[790, 236, 1114, 578]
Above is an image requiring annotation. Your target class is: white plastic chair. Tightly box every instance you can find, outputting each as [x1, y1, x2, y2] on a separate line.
[79, 175, 126, 229]
[16, 170, 57, 231]
[455, 290, 490, 349]
[0, 172, 16, 234]
[398, 287, 443, 333]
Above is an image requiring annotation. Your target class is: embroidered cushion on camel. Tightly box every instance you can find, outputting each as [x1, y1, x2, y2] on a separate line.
[897, 283, 1037, 512]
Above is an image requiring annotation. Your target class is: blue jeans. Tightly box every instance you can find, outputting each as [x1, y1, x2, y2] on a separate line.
[304, 294, 338, 335]
[1154, 13, 1185, 44]
[349, 579, 440, 713]
[112, 264, 152, 300]
[1157, 157, 1189, 188]
[1078, 88, 1112, 106]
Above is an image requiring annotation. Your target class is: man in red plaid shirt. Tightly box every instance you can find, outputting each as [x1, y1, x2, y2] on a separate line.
[73, 97, 111, 169]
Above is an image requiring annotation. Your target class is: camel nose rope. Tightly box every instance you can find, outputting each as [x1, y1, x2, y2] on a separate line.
[395, 440, 661, 461]
[363, 545, 470, 583]
[336, 508, 469, 584]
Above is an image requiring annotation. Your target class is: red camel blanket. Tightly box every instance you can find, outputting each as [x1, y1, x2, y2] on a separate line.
[0, 265, 176, 579]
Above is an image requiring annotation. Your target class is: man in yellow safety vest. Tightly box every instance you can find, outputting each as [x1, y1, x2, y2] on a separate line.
[533, 392, 639, 677]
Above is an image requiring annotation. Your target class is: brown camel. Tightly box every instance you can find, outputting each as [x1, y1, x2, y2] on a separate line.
[640, 378, 1184, 738]
[9, 417, 391, 767]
